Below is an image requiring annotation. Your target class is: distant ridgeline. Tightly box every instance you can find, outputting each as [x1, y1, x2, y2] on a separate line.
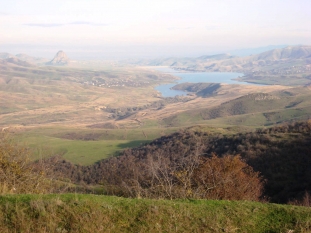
[43, 120, 311, 204]
[0, 50, 71, 66]
[128, 45, 311, 85]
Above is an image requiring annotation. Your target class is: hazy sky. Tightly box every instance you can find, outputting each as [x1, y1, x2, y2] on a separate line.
[1, 0, 311, 59]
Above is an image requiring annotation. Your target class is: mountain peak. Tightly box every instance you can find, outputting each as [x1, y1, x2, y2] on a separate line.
[46, 50, 70, 66]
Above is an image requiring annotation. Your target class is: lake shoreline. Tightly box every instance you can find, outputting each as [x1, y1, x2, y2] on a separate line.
[150, 66, 249, 97]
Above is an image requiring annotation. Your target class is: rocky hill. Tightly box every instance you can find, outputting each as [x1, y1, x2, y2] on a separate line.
[46, 50, 70, 66]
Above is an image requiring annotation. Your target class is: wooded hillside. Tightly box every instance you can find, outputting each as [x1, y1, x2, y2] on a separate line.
[44, 120, 311, 203]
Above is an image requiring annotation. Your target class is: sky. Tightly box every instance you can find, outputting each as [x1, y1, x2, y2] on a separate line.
[1, 0, 311, 59]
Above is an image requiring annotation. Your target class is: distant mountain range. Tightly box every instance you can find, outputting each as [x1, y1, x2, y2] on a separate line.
[228, 45, 288, 57]
[1, 45, 311, 70]
[0, 52, 48, 66]
[0, 50, 70, 67]
[127, 45, 311, 72]
[252, 45, 311, 60]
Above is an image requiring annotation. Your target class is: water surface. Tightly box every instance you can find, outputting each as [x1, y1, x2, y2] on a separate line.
[154, 67, 246, 97]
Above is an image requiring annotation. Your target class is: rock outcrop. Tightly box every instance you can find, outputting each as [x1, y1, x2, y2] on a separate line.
[46, 50, 70, 66]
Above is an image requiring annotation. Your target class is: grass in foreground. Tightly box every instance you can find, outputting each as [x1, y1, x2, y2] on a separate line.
[0, 194, 310, 233]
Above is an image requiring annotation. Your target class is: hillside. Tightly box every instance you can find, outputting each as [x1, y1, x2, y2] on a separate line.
[158, 86, 311, 127]
[0, 52, 15, 59]
[255, 45, 311, 60]
[0, 60, 176, 126]
[0, 52, 48, 65]
[16, 53, 48, 64]
[1, 194, 310, 233]
[1, 57, 35, 67]
[171, 45, 311, 71]
[124, 53, 235, 67]
[44, 120, 311, 203]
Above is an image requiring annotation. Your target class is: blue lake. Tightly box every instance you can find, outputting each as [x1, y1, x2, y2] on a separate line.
[154, 67, 248, 97]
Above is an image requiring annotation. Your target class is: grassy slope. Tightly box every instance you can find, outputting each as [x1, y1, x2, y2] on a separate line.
[24, 136, 148, 165]
[15, 126, 178, 165]
[0, 194, 310, 233]
[160, 87, 311, 128]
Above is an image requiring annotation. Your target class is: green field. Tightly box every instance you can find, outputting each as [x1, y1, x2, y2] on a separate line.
[15, 126, 178, 165]
[24, 136, 148, 165]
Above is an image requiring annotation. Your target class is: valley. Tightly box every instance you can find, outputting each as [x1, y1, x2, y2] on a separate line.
[1, 46, 311, 165]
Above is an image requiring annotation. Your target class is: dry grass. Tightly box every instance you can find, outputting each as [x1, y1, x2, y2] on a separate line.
[0, 64, 289, 130]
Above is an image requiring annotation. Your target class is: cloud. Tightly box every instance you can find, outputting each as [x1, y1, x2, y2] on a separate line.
[205, 25, 225, 31]
[167, 26, 194, 31]
[70, 21, 108, 26]
[24, 23, 65, 27]
[24, 22, 108, 27]
[287, 28, 311, 32]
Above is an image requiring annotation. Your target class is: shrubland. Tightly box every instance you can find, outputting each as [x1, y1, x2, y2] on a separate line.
[43, 120, 311, 204]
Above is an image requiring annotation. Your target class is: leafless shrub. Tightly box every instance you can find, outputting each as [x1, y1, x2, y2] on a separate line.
[0, 133, 55, 194]
[289, 192, 311, 207]
[103, 142, 263, 200]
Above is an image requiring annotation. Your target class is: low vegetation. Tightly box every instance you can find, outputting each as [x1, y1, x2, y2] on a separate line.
[0, 194, 311, 233]
[0, 134, 49, 194]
